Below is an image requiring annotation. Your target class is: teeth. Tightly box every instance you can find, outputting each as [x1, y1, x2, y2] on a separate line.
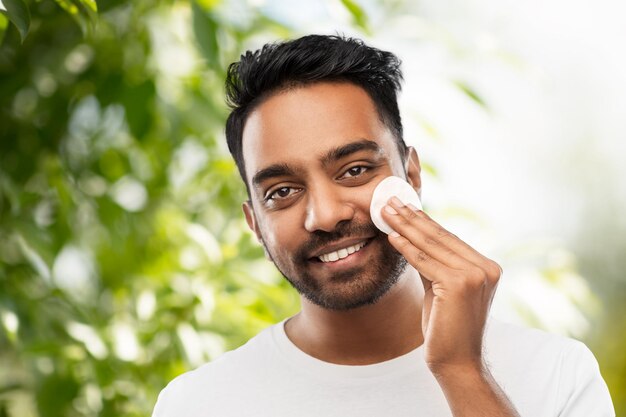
[318, 241, 367, 263]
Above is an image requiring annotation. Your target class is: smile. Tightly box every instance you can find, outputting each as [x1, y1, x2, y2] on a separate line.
[318, 240, 368, 263]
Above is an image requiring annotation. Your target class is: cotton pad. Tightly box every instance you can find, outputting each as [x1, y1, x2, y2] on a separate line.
[369, 176, 422, 234]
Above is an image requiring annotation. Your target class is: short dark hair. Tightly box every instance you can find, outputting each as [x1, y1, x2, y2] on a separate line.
[224, 34, 406, 196]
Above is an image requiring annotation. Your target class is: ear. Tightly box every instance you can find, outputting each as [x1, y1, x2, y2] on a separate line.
[404, 146, 422, 199]
[242, 200, 272, 261]
[243, 200, 262, 242]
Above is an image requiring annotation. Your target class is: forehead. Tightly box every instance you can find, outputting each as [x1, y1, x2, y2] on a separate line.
[242, 82, 398, 183]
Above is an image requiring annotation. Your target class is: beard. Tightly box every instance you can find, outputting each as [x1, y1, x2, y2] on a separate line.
[261, 220, 408, 311]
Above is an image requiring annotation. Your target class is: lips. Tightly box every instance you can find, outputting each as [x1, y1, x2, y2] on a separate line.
[308, 237, 374, 263]
[318, 240, 368, 263]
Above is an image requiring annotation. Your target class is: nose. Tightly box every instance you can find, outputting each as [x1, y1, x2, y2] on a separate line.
[304, 183, 356, 233]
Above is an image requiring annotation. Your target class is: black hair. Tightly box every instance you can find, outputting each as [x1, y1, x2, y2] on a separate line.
[224, 34, 406, 196]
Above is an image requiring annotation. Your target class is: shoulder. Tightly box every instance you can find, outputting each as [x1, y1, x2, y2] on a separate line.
[485, 317, 590, 359]
[484, 318, 614, 416]
[152, 323, 279, 417]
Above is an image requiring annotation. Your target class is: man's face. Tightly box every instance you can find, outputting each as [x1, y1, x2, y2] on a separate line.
[242, 82, 415, 311]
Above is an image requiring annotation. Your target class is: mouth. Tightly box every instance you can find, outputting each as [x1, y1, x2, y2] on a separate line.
[308, 238, 375, 264]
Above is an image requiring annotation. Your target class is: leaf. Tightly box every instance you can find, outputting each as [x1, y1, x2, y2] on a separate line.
[80, 0, 97, 13]
[412, 112, 441, 141]
[2, 0, 31, 42]
[250, 14, 292, 39]
[421, 161, 438, 177]
[0, 13, 8, 45]
[340, 0, 370, 34]
[196, 0, 220, 8]
[35, 373, 80, 416]
[54, 0, 98, 36]
[453, 80, 487, 108]
[73, 0, 98, 25]
[121, 79, 155, 140]
[192, 1, 220, 71]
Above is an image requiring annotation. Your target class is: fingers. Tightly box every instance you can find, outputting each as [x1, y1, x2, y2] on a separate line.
[386, 230, 454, 281]
[382, 197, 502, 285]
[388, 206, 469, 270]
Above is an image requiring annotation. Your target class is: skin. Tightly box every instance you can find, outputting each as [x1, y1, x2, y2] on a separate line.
[241, 81, 520, 416]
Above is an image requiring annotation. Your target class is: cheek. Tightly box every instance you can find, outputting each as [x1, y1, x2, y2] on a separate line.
[361, 179, 385, 220]
[260, 212, 301, 251]
[354, 185, 376, 216]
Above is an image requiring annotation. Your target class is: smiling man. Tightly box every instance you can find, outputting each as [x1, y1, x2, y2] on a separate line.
[244, 83, 409, 313]
[152, 35, 614, 417]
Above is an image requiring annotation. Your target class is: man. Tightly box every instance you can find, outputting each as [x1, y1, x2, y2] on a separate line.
[153, 34, 614, 416]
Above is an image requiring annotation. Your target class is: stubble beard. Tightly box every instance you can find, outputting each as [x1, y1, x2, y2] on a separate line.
[261, 222, 408, 311]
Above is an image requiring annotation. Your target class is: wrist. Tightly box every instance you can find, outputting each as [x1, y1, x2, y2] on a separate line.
[428, 360, 489, 384]
[429, 361, 521, 417]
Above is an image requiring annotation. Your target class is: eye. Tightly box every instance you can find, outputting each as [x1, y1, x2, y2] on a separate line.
[266, 186, 299, 201]
[342, 165, 369, 178]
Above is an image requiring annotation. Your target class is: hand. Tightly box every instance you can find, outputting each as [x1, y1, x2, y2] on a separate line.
[381, 196, 501, 375]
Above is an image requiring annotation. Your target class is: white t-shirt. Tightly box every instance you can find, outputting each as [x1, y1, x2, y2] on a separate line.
[152, 318, 614, 416]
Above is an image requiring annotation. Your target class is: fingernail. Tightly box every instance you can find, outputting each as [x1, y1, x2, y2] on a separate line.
[390, 196, 404, 207]
[384, 205, 398, 215]
[390, 231, 400, 237]
[407, 203, 419, 212]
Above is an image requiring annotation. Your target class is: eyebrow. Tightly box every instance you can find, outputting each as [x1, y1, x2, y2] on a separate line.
[320, 139, 383, 168]
[252, 163, 301, 189]
[251, 139, 383, 189]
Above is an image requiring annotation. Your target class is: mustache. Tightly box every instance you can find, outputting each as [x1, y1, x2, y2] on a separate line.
[296, 220, 381, 261]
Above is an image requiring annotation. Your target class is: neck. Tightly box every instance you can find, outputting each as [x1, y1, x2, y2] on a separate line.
[284, 268, 424, 365]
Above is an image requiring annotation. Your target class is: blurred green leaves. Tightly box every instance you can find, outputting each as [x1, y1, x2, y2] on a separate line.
[453, 80, 487, 108]
[2, 0, 624, 416]
[1, 0, 98, 41]
[2, 0, 31, 42]
[192, 1, 220, 72]
[54, 0, 98, 36]
[0, 0, 302, 415]
[340, 0, 370, 34]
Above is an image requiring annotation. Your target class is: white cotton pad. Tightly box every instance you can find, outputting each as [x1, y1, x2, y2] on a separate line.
[369, 176, 422, 234]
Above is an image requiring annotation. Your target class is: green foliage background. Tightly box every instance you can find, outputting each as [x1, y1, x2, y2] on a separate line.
[0, 0, 623, 416]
